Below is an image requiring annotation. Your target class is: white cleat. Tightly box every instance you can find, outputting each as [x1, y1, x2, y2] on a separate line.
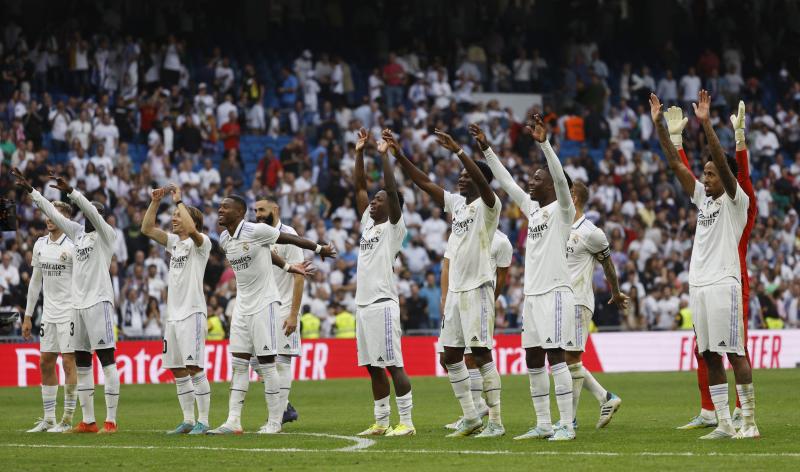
[47, 421, 72, 433]
[597, 393, 622, 429]
[677, 414, 717, 430]
[513, 425, 555, 440]
[733, 425, 760, 439]
[27, 418, 55, 433]
[732, 407, 744, 430]
[548, 425, 576, 441]
[444, 406, 488, 430]
[257, 421, 282, 434]
[699, 423, 736, 440]
[474, 422, 505, 438]
[445, 417, 483, 437]
[206, 423, 243, 435]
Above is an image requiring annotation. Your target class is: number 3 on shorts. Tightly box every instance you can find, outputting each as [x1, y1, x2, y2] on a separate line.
[162, 339, 168, 354]
[70, 322, 74, 336]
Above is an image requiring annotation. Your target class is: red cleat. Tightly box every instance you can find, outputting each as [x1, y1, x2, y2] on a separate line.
[71, 422, 99, 433]
[98, 421, 117, 434]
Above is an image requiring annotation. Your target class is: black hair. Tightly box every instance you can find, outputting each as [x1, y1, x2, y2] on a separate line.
[225, 194, 247, 213]
[539, 167, 573, 189]
[474, 160, 494, 185]
[377, 189, 405, 208]
[705, 154, 738, 176]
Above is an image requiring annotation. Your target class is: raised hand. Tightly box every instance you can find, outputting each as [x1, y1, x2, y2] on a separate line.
[169, 183, 182, 202]
[10, 167, 33, 193]
[382, 129, 401, 155]
[49, 173, 73, 194]
[355, 127, 369, 152]
[730, 100, 746, 131]
[665, 106, 688, 136]
[692, 89, 711, 122]
[434, 128, 461, 153]
[524, 114, 547, 143]
[468, 123, 489, 150]
[377, 139, 389, 154]
[649, 93, 663, 123]
[151, 187, 168, 201]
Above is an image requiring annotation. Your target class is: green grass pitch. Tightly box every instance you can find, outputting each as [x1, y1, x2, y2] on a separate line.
[1, 370, 799, 471]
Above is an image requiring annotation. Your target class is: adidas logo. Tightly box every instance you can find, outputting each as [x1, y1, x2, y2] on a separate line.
[566, 341, 573, 346]
[98, 339, 105, 345]
[187, 355, 193, 360]
[718, 341, 726, 347]
[263, 345, 270, 351]
[471, 336, 479, 342]
[284, 344, 291, 349]
[546, 338, 552, 343]
[377, 356, 384, 362]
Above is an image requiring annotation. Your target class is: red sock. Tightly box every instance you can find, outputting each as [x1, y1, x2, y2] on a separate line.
[695, 346, 714, 411]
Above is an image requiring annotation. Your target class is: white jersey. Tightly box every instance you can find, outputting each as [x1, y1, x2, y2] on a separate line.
[567, 216, 611, 311]
[26, 234, 74, 323]
[31, 189, 116, 309]
[220, 220, 281, 316]
[450, 229, 513, 281]
[356, 212, 407, 306]
[483, 142, 575, 296]
[689, 181, 748, 286]
[271, 223, 305, 311]
[443, 191, 501, 293]
[162, 233, 212, 321]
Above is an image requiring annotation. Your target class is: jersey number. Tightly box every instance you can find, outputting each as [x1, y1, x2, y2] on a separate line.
[39, 324, 44, 337]
[70, 322, 74, 336]
[162, 339, 168, 354]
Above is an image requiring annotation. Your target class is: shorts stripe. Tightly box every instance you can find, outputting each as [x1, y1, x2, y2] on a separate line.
[555, 292, 562, 344]
[195, 313, 202, 362]
[575, 306, 583, 350]
[269, 304, 276, 352]
[384, 307, 394, 361]
[730, 286, 738, 349]
[479, 285, 489, 343]
[103, 302, 113, 344]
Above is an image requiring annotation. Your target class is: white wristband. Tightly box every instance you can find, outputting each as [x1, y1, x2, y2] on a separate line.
[282, 262, 291, 272]
[735, 129, 746, 145]
[315, 244, 323, 254]
[670, 134, 683, 148]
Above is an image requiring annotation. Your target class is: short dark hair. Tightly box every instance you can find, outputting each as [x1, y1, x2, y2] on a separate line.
[224, 195, 247, 214]
[379, 189, 405, 208]
[474, 160, 494, 185]
[539, 167, 573, 189]
[705, 154, 738, 176]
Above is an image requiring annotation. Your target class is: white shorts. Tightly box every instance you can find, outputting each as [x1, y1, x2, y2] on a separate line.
[435, 340, 472, 355]
[521, 289, 578, 350]
[162, 313, 207, 369]
[691, 284, 745, 356]
[356, 299, 403, 367]
[276, 304, 301, 356]
[229, 302, 279, 357]
[574, 305, 593, 351]
[440, 283, 495, 349]
[72, 301, 116, 352]
[40, 319, 75, 354]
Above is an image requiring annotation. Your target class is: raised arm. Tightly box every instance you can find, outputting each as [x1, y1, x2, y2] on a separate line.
[435, 128, 496, 208]
[384, 131, 445, 207]
[694, 89, 737, 199]
[730, 100, 754, 194]
[276, 232, 337, 259]
[142, 187, 169, 247]
[469, 123, 529, 206]
[378, 131, 402, 224]
[170, 186, 204, 247]
[12, 168, 82, 241]
[650, 93, 696, 197]
[353, 127, 370, 216]
[664, 106, 697, 178]
[53, 174, 117, 244]
[528, 114, 573, 212]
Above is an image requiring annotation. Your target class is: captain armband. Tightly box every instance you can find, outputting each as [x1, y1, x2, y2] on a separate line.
[595, 246, 611, 262]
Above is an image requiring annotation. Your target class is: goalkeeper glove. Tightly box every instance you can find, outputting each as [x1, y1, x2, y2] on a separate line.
[664, 106, 688, 148]
[730, 100, 746, 145]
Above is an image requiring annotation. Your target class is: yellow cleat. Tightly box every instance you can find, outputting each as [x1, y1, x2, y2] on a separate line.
[357, 424, 393, 436]
[385, 424, 416, 436]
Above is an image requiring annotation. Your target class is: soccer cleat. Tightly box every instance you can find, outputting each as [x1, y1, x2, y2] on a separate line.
[444, 406, 488, 430]
[385, 423, 416, 436]
[26, 418, 55, 433]
[207, 423, 243, 435]
[47, 421, 73, 433]
[733, 425, 760, 439]
[597, 393, 622, 429]
[699, 423, 736, 440]
[446, 416, 483, 438]
[474, 422, 505, 438]
[677, 414, 717, 430]
[356, 424, 393, 436]
[71, 422, 99, 433]
[732, 408, 744, 430]
[513, 425, 555, 440]
[188, 422, 210, 435]
[282, 402, 299, 424]
[257, 421, 282, 434]
[554, 418, 578, 430]
[548, 426, 576, 441]
[98, 421, 117, 434]
[167, 422, 195, 435]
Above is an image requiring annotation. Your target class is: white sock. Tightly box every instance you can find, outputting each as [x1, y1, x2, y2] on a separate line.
[479, 362, 502, 424]
[568, 363, 584, 418]
[736, 383, 756, 427]
[42, 385, 58, 422]
[175, 376, 196, 424]
[528, 367, 552, 429]
[395, 391, 413, 427]
[582, 366, 608, 404]
[709, 383, 732, 426]
[276, 355, 293, 413]
[374, 395, 390, 427]
[258, 362, 282, 426]
[467, 368, 485, 411]
[191, 372, 211, 425]
[552, 362, 574, 431]
[227, 357, 250, 426]
[700, 408, 716, 420]
[102, 364, 120, 423]
[446, 361, 478, 420]
[63, 384, 77, 423]
[77, 366, 95, 424]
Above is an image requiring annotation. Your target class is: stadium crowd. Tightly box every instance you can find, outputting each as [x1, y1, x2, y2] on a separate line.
[1, 3, 800, 341]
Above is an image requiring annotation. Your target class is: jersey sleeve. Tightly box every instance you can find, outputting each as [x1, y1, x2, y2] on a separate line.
[164, 233, 180, 252]
[249, 222, 281, 246]
[443, 190, 456, 214]
[391, 216, 408, 251]
[24, 242, 43, 319]
[690, 180, 705, 208]
[736, 148, 755, 200]
[482, 146, 530, 207]
[360, 209, 370, 227]
[30, 190, 83, 241]
[494, 236, 513, 268]
[587, 227, 612, 261]
[483, 194, 501, 233]
[68, 189, 116, 245]
[198, 234, 212, 258]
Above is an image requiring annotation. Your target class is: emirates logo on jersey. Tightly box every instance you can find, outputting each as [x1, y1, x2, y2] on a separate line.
[697, 208, 720, 228]
[452, 217, 475, 236]
[527, 222, 549, 241]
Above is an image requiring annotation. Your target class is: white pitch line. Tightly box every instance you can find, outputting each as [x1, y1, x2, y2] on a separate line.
[2, 444, 799, 458]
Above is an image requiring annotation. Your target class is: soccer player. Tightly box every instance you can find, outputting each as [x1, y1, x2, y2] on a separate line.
[440, 228, 512, 431]
[13, 169, 121, 434]
[208, 195, 334, 435]
[351, 129, 415, 437]
[650, 91, 757, 439]
[390, 127, 505, 438]
[254, 197, 304, 425]
[565, 181, 628, 429]
[668, 101, 757, 431]
[470, 116, 577, 441]
[22, 200, 77, 433]
[141, 184, 213, 435]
